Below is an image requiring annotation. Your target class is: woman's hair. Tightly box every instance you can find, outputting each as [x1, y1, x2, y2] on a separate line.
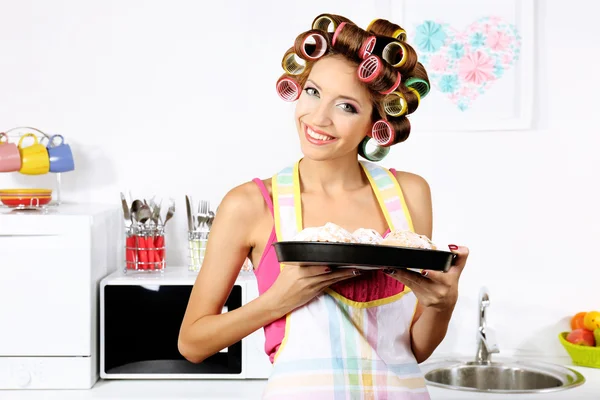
[276, 14, 430, 162]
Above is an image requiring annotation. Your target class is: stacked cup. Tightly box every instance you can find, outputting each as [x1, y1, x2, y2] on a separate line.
[0, 132, 75, 174]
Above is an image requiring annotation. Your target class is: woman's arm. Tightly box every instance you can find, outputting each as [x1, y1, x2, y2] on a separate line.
[392, 171, 455, 363]
[178, 182, 283, 363]
[178, 181, 361, 363]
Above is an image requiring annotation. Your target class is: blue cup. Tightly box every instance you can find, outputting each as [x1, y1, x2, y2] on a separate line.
[45, 135, 75, 173]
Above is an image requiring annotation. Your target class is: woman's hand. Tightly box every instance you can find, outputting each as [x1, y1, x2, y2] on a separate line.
[384, 245, 469, 312]
[265, 265, 361, 318]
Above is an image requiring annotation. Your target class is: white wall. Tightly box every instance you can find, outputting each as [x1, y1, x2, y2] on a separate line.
[1, 0, 598, 360]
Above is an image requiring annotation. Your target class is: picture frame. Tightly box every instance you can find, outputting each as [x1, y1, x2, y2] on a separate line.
[391, 0, 535, 131]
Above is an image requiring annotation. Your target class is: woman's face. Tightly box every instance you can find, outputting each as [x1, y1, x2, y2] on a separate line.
[295, 55, 374, 162]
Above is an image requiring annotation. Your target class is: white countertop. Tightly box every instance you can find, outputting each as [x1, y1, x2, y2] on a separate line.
[0, 361, 597, 400]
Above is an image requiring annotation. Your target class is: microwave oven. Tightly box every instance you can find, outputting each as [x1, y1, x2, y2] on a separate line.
[100, 267, 272, 379]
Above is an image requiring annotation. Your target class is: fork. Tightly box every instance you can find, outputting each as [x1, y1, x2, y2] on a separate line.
[197, 200, 209, 231]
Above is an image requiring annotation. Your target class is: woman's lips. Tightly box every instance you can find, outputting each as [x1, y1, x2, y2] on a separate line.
[304, 124, 337, 146]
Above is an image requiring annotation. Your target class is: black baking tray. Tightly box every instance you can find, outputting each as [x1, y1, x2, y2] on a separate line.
[273, 241, 457, 272]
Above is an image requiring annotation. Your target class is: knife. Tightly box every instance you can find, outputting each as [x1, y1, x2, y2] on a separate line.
[185, 195, 193, 231]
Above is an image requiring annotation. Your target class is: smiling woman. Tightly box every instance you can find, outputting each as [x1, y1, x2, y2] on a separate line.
[178, 13, 469, 400]
[277, 16, 428, 162]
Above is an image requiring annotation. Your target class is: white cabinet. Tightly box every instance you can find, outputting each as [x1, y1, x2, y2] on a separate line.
[0, 204, 121, 389]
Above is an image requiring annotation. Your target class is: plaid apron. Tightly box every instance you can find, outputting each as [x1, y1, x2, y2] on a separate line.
[262, 160, 430, 400]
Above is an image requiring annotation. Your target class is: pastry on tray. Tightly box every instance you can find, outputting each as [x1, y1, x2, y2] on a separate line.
[292, 222, 355, 243]
[281, 223, 452, 271]
[380, 230, 437, 250]
[292, 223, 437, 250]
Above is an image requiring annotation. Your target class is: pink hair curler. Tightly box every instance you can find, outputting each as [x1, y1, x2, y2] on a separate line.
[357, 55, 383, 83]
[371, 120, 395, 147]
[300, 32, 328, 60]
[332, 22, 347, 46]
[358, 36, 377, 59]
[379, 71, 402, 95]
[276, 77, 301, 102]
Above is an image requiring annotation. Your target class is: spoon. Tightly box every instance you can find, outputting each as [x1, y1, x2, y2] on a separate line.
[137, 204, 153, 226]
[130, 200, 143, 227]
[163, 199, 175, 226]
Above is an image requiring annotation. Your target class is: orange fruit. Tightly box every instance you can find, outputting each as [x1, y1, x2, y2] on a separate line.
[583, 311, 600, 331]
[571, 312, 587, 330]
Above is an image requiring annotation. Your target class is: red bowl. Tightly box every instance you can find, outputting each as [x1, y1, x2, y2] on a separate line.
[0, 195, 52, 207]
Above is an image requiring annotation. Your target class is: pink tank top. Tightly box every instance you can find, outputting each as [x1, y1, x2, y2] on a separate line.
[251, 175, 405, 362]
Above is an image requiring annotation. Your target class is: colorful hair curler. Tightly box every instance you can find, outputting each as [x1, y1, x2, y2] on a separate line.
[383, 91, 408, 117]
[407, 87, 421, 107]
[358, 136, 390, 162]
[405, 77, 430, 98]
[366, 18, 379, 32]
[379, 71, 402, 95]
[299, 32, 328, 60]
[276, 77, 301, 102]
[381, 40, 408, 68]
[367, 19, 407, 41]
[282, 49, 306, 75]
[371, 120, 395, 147]
[312, 15, 338, 32]
[331, 22, 347, 46]
[357, 55, 383, 83]
[358, 36, 377, 59]
[392, 28, 407, 41]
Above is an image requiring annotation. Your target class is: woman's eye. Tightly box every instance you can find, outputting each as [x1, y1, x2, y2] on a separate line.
[304, 87, 319, 97]
[339, 103, 358, 114]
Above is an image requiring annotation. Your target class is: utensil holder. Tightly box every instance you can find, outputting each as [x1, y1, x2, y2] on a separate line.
[188, 229, 208, 272]
[124, 225, 166, 273]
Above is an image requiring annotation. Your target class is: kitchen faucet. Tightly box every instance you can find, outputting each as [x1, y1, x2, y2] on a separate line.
[474, 287, 499, 364]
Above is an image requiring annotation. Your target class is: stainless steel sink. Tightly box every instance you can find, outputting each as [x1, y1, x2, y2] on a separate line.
[421, 359, 585, 393]
[421, 287, 586, 393]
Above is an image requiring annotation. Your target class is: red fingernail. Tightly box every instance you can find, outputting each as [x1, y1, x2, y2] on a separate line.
[421, 270, 429, 277]
[448, 244, 458, 250]
[325, 267, 331, 273]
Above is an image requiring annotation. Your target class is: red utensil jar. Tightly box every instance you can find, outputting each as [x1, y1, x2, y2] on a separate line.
[124, 225, 166, 273]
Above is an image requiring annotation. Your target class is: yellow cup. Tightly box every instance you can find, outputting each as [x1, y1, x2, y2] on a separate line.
[18, 134, 50, 175]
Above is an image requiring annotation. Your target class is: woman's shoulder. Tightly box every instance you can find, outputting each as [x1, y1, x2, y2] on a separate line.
[218, 178, 273, 221]
[391, 169, 431, 197]
[390, 169, 432, 236]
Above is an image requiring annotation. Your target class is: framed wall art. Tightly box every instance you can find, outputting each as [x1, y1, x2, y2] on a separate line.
[391, 0, 535, 131]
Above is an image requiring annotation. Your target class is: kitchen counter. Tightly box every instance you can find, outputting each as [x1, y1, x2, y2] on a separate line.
[1, 362, 597, 400]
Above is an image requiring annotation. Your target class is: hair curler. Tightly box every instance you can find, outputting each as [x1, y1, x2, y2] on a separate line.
[332, 22, 347, 46]
[392, 28, 407, 41]
[298, 32, 328, 60]
[358, 136, 390, 162]
[383, 91, 408, 117]
[371, 120, 395, 147]
[312, 15, 338, 32]
[381, 40, 408, 68]
[357, 55, 383, 83]
[379, 71, 402, 95]
[276, 77, 301, 102]
[282, 49, 306, 75]
[358, 36, 377, 59]
[405, 77, 430, 98]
